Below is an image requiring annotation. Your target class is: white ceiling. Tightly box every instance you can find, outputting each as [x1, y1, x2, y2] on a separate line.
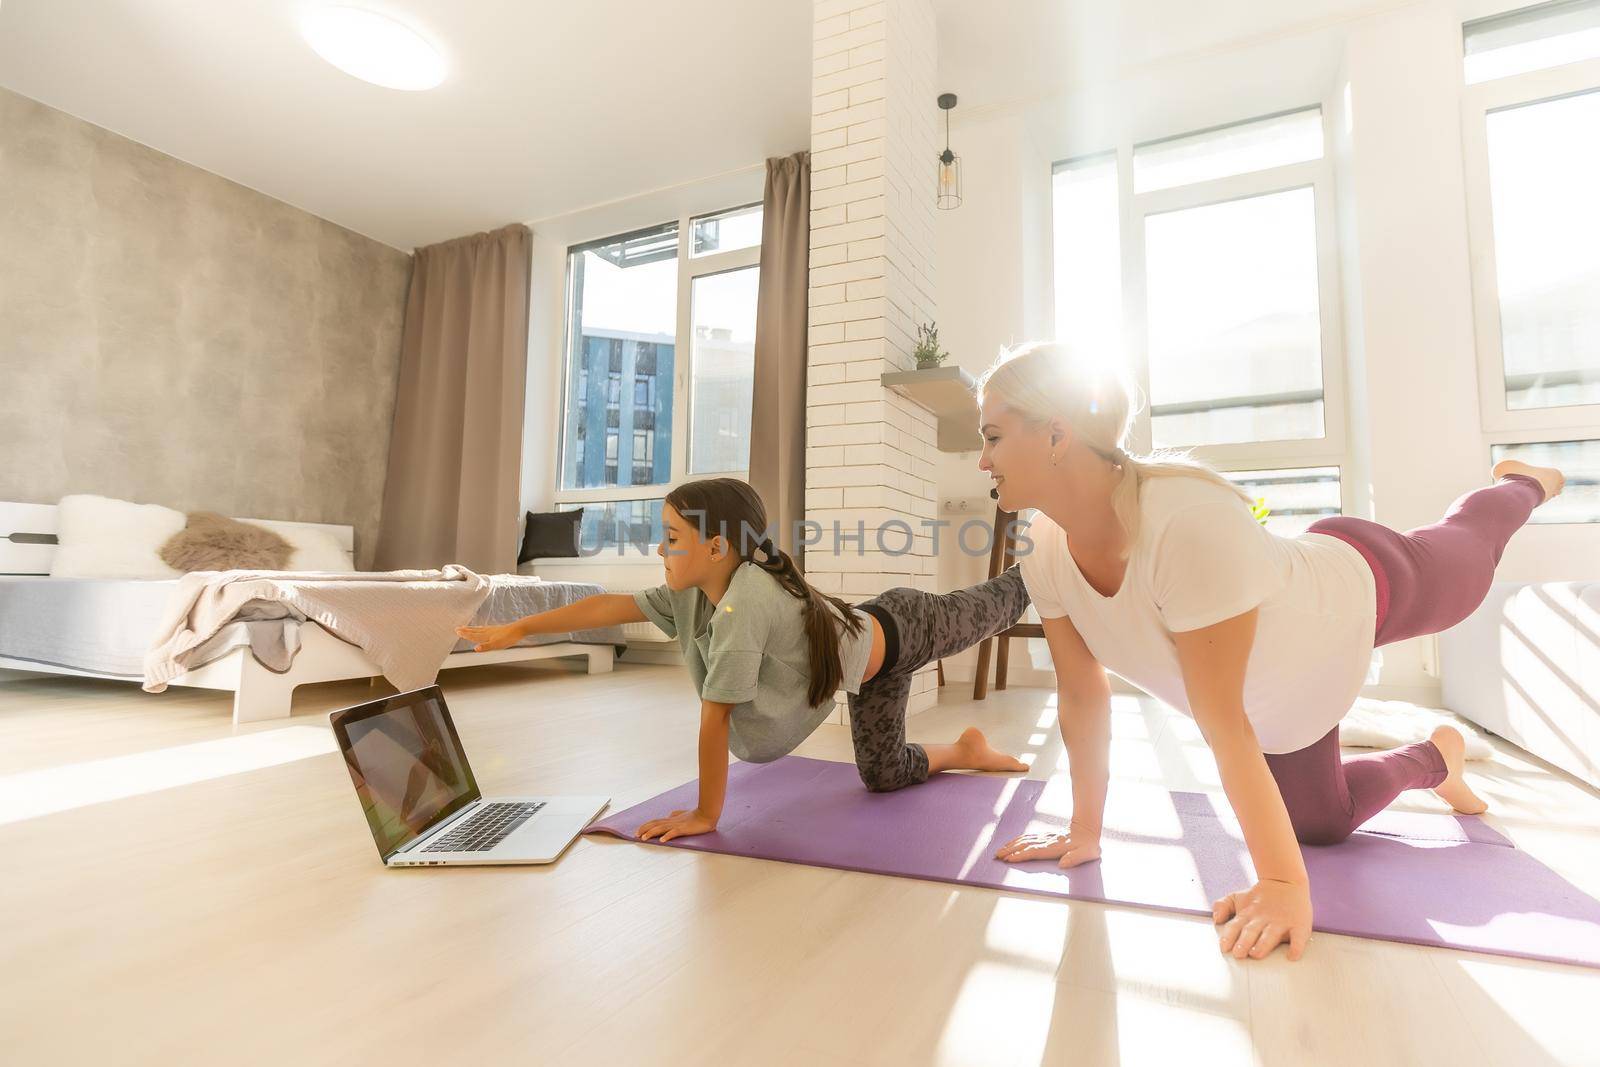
[0, 0, 815, 250]
[0, 1, 1415, 251]
[936, 0, 1420, 115]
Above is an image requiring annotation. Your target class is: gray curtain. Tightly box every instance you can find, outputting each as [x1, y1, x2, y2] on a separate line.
[374, 224, 531, 574]
[749, 152, 810, 563]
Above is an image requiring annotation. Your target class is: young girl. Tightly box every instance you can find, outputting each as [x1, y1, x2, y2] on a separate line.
[457, 477, 1036, 843]
[977, 341, 1564, 963]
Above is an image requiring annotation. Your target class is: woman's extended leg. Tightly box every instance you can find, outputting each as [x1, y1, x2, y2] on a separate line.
[846, 567, 1032, 792]
[1308, 467, 1557, 648]
[1269, 463, 1562, 841]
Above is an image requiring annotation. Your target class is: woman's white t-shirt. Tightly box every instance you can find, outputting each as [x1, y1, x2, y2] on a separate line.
[1018, 475, 1377, 755]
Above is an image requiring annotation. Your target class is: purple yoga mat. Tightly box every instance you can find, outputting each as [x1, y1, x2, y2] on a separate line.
[586, 756, 1600, 970]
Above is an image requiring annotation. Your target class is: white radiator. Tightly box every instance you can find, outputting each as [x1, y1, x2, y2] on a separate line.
[622, 620, 672, 644]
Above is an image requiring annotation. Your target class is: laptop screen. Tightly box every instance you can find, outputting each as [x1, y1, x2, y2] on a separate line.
[332, 687, 481, 861]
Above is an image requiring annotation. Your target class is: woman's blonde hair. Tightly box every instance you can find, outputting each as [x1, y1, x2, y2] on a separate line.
[975, 341, 1253, 543]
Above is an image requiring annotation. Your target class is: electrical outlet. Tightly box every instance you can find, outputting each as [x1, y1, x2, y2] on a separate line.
[941, 496, 990, 514]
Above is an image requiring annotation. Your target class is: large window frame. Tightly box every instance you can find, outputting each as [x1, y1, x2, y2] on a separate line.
[1055, 104, 1350, 479]
[552, 207, 761, 555]
[1460, 55, 1600, 440]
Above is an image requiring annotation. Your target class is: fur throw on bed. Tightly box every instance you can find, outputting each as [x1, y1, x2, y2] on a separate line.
[159, 512, 293, 572]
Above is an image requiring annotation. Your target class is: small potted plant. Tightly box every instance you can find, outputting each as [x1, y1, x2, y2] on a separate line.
[912, 321, 947, 369]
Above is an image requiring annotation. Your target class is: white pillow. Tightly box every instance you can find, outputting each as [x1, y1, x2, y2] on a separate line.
[251, 521, 356, 572]
[50, 495, 186, 579]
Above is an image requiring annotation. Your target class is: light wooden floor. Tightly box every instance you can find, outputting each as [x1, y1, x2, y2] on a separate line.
[2, 661, 1598, 1067]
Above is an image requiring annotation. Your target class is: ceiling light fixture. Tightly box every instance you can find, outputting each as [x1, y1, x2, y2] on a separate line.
[301, 6, 446, 91]
[936, 93, 961, 210]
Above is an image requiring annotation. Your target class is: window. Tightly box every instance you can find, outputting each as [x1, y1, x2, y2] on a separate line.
[689, 266, 760, 474]
[1482, 90, 1600, 412]
[1053, 106, 1343, 473]
[632, 428, 655, 484]
[560, 224, 676, 493]
[1461, 6, 1600, 486]
[554, 204, 763, 553]
[579, 499, 667, 555]
[1490, 439, 1600, 523]
[1222, 467, 1343, 537]
[1464, 0, 1600, 85]
[692, 203, 763, 257]
[1133, 108, 1324, 194]
[1145, 188, 1325, 448]
[1052, 155, 1123, 361]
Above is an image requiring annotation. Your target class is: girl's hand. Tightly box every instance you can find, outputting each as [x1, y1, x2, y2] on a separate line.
[636, 809, 717, 843]
[1212, 878, 1313, 961]
[994, 827, 1102, 869]
[455, 621, 526, 652]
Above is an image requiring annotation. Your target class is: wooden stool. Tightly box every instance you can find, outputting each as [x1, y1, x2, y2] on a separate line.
[973, 503, 1043, 699]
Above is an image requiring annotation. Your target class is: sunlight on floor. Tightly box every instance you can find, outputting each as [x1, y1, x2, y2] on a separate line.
[936, 959, 1059, 1066]
[983, 895, 1072, 965]
[1441, 955, 1600, 1065]
[1105, 992, 1254, 1065]
[1078, 908, 1246, 1008]
[0, 726, 336, 825]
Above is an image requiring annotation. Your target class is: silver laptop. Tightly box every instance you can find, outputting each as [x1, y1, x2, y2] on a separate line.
[330, 685, 607, 867]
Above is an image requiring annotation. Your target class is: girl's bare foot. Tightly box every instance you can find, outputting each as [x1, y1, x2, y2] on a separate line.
[1492, 459, 1564, 503]
[1430, 725, 1488, 815]
[922, 728, 1029, 775]
[954, 727, 1029, 773]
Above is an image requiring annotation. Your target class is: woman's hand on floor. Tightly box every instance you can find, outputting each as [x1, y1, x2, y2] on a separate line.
[455, 621, 526, 652]
[993, 826, 1102, 869]
[1212, 877, 1313, 961]
[636, 809, 718, 843]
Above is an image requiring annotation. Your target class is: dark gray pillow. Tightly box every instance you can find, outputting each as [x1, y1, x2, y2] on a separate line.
[159, 512, 293, 572]
[518, 508, 584, 563]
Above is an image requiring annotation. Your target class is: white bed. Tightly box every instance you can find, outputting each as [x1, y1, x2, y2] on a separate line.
[0, 501, 617, 724]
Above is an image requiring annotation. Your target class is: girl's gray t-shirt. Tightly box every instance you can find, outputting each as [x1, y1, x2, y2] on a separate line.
[633, 563, 874, 763]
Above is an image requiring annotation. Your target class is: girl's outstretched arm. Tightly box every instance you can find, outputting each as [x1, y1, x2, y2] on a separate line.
[637, 700, 734, 842]
[456, 593, 646, 652]
[1172, 607, 1313, 963]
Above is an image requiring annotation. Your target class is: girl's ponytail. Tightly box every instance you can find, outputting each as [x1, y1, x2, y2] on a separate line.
[665, 479, 865, 708]
[751, 539, 865, 707]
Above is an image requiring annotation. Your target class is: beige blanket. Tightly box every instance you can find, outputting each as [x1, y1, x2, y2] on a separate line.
[144, 566, 492, 694]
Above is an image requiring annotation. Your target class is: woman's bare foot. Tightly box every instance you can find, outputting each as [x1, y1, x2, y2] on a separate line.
[1430, 725, 1488, 815]
[926, 727, 1029, 775]
[1492, 459, 1564, 503]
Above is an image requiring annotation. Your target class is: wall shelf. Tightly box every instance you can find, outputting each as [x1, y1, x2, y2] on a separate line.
[880, 366, 982, 452]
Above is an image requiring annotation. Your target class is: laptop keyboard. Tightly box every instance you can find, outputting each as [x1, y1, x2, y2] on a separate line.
[421, 801, 546, 853]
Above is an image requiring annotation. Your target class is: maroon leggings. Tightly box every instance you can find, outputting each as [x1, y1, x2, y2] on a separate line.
[1262, 474, 1544, 845]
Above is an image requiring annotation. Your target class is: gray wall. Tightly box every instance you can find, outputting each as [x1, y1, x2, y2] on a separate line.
[0, 88, 411, 567]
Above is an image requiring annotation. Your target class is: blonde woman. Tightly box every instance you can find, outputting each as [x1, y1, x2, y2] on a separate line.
[980, 342, 1563, 963]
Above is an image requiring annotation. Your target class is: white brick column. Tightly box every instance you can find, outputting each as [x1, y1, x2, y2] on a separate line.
[808, 0, 941, 716]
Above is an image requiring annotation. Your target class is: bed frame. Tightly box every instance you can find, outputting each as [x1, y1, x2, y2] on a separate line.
[0, 501, 615, 724]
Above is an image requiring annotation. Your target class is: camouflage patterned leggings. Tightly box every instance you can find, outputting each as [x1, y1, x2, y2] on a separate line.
[847, 566, 1031, 792]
